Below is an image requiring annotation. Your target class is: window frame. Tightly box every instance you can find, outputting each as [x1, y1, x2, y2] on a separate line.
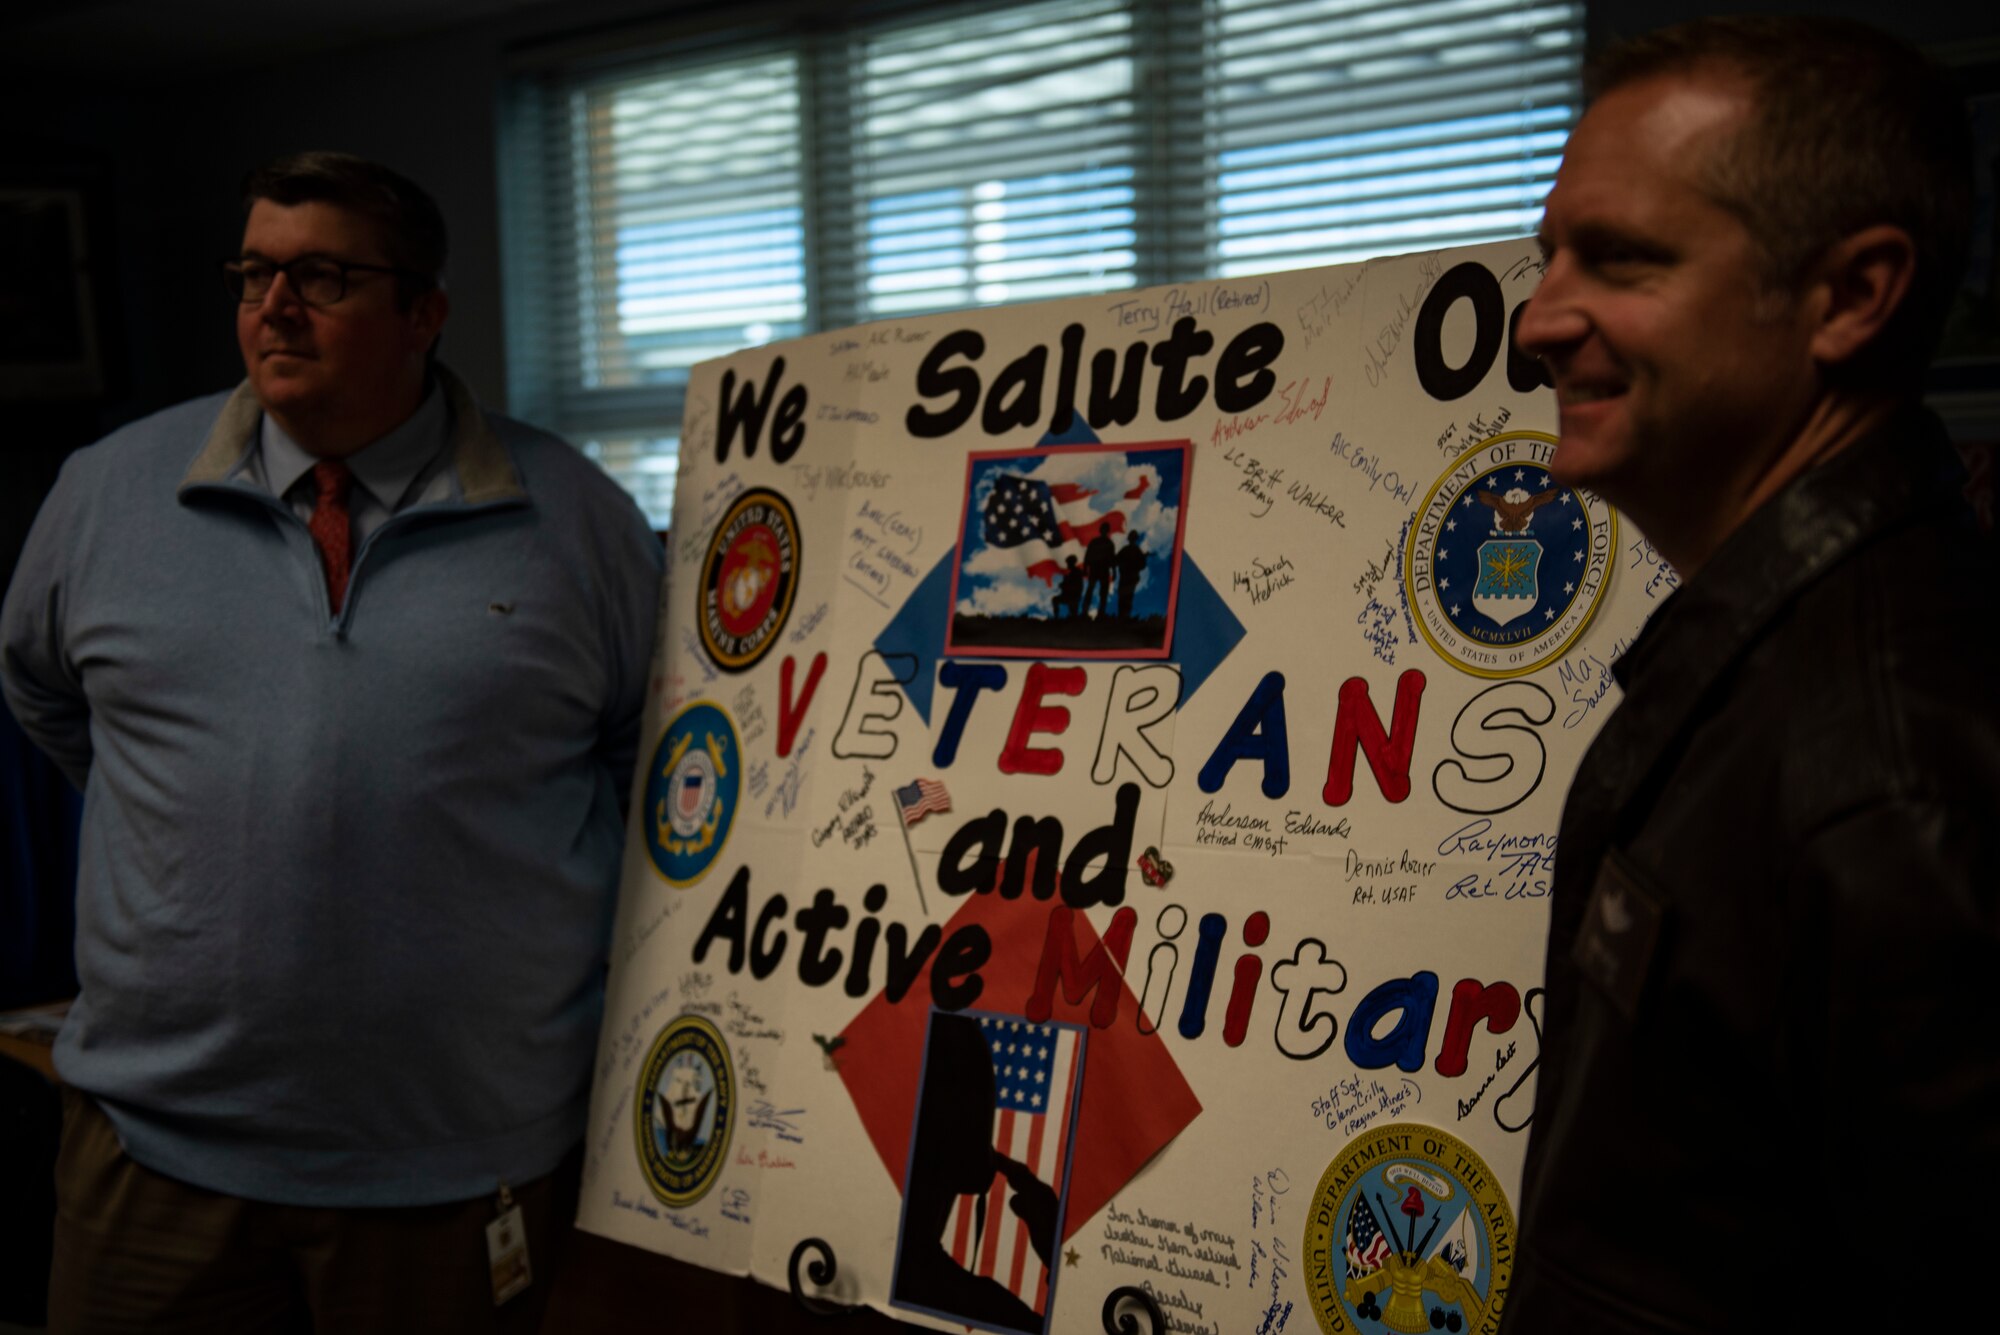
[500, 0, 1581, 525]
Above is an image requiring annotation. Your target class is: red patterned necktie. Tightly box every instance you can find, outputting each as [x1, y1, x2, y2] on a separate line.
[309, 459, 354, 614]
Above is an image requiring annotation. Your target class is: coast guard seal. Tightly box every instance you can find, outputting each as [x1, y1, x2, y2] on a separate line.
[1302, 1123, 1514, 1335]
[635, 1014, 735, 1209]
[1405, 432, 1614, 679]
[644, 701, 740, 886]
[699, 487, 800, 672]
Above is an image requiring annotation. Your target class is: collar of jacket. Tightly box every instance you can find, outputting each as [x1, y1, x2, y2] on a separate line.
[176, 364, 526, 506]
[1564, 406, 1959, 867]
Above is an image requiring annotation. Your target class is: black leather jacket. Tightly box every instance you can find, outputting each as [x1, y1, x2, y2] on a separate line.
[1503, 410, 2000, 1332]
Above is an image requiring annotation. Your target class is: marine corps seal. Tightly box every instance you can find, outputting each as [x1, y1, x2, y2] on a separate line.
[699, 487, 800, 672]
[635, 1014, 735, 1209]
[644, 700, 740, 886]
[1302, 1122, 1514, 1335]
[1405, 431, 1613, 679]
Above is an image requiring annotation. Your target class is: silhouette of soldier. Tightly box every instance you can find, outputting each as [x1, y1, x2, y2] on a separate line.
[1055, 555, 1084, 620]
[890, 1013, 1056, 1335]
[1115, 532, 1147, 619]
[1083, 522, 1116, 617]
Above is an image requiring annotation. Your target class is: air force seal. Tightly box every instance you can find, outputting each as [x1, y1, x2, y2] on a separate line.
[644, 701, 740, 886]
[635, 1014, 735, 1209]
[699, 487, 800, 672]
[1302, 1123, 1514, 1335]
[1405, 432, 1614, 679]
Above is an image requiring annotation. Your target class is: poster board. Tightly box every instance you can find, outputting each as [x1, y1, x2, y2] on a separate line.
[580, 239, 1667, 1335]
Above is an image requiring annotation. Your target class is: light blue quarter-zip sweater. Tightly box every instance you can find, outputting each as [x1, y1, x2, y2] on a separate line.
[1, 369, 663, 1205]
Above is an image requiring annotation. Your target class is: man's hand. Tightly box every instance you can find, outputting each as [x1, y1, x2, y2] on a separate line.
[993, 1153, 1058, 1269]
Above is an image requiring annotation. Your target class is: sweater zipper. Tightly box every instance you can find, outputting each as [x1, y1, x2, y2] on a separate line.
[183, 480, 521, 636]
[332, 497, 525, 636]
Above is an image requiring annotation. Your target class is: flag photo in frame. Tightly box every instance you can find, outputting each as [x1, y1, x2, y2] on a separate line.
[945, 441, 1190, 659]
[890, 1009, 1086, 1335]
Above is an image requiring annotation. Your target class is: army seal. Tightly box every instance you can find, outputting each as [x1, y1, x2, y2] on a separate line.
[699, 487, 800, 672]
[1405, 431, 1614, 679]
[1302, 1122, 1515, 1335]
[635, 1014, 735, 1209]
[643, 700, 740, 886]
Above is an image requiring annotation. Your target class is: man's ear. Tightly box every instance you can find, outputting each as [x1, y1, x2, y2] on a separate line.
[411, 286, 450, 347]
[1808, 224, 1915, 368]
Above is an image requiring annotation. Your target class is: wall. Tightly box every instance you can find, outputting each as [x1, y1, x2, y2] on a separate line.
[0, 0, 1992, 569]
[0, 1, 720, 441]
[1596, 0, 2000, 50]
[0, 0, 1990, 432]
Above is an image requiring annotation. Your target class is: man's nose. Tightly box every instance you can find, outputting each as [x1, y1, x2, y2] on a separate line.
[255, 269, 307, 319]
[1513, 262, 1586, 361]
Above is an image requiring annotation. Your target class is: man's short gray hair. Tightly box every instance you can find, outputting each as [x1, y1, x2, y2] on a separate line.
[1589, 16, 1973, 388]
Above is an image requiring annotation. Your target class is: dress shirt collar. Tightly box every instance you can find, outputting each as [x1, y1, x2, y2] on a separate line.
[259, 380, 449, 511]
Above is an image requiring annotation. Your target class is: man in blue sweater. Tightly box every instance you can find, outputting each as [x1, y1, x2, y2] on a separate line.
[2, 152, 663, 1331]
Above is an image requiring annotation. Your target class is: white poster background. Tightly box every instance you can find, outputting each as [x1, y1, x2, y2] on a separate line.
[581, 240, 1668, 1334]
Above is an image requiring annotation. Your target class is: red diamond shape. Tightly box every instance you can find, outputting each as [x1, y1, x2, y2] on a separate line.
[837, 891, 1201, 1241]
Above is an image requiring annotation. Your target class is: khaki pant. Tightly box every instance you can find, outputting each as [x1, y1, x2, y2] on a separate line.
[49, 1090, 578, 1335]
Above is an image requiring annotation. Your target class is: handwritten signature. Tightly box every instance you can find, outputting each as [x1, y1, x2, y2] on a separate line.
[1556, 648, 1625, 730]
[748, 1100, 807, 1144]
[763, 728, 813, 819]
[1439, 818, 1557, 901]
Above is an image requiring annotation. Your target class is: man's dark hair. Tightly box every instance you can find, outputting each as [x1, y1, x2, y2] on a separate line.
[242, 151, 448, 307]
[1589, 16, 1973, 388]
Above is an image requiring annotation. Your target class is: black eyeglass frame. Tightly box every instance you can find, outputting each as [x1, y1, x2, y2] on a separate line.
[221, 256, 433, 308]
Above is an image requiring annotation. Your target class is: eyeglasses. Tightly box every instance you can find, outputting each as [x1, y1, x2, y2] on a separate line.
[221, 256, 427, 308]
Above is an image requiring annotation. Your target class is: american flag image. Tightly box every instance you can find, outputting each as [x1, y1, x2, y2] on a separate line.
[982, 475, 1066, 549]
[895, 778, 952, 825]
[677, 768, 707, 819]
[944, 1016, 1082, 1317]
[1345, 1192, 1392, 1278]
[977, 472, 1141, 589]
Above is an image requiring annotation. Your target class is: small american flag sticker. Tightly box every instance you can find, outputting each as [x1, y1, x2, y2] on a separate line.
[895, 778, 952, 825]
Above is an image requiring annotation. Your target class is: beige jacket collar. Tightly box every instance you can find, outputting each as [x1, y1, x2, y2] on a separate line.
[179, 366, 524, 506]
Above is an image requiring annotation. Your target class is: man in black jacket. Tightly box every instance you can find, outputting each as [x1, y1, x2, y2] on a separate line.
[1504, 17, 1997, 1331]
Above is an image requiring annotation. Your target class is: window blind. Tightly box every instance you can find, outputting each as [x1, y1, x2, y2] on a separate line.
[822, 0, 1141, 321]
[1203, 0, 1581, 275]
[502, 0, 1582, 526]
